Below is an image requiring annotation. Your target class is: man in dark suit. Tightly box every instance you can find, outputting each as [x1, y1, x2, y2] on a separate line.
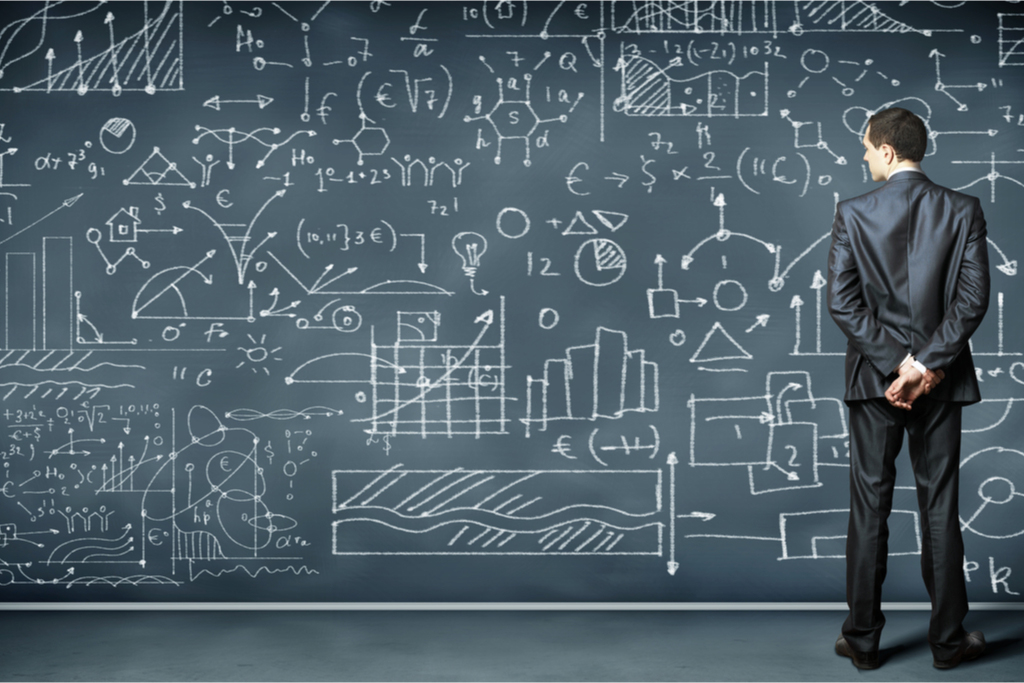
[826, 107, 990, 670]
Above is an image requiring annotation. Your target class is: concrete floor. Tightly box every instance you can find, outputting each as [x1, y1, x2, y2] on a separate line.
[0, 609, 1021, 681]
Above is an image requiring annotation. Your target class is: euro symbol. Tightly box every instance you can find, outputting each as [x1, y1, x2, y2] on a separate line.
[216, 189, 233, 208]
[551, 435, 575, 459]
[565, 161, 590, 196]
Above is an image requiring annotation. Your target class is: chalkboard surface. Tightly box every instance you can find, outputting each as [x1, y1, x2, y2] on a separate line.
[1, 1, 1022, 603]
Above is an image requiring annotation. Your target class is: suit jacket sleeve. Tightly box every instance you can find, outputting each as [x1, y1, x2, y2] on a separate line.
[827, 206, 908, 377]
[914, 198, 990, 371]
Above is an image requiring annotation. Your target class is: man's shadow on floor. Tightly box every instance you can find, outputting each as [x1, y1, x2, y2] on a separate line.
[877, 627, 1023, 667]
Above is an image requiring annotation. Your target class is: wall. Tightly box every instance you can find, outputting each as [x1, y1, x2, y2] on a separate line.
[0, 0, 1022, 602]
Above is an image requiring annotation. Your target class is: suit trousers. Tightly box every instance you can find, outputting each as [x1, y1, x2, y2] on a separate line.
[842, 396, 969, 661]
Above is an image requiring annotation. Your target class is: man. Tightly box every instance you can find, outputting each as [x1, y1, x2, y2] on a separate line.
[826, 107, 990, 670]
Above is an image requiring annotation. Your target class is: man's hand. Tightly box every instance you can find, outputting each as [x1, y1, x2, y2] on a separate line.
[885, 364, 945, 410]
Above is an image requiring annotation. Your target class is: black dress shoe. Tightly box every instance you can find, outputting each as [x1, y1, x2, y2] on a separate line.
[934, 631, 985, 669]
[836, 635, 880, 670]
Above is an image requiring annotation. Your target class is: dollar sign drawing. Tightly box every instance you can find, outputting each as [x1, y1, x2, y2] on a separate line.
[154, 192, 166, 214]
[640, 156, 656, 193]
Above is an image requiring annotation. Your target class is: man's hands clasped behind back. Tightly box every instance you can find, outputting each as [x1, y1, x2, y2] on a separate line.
[885, 363, 945, 411]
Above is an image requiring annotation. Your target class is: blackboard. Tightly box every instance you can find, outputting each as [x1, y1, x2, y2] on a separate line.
[1, 0, 1022, 603]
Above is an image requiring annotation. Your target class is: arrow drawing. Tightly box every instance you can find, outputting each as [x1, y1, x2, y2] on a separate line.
[203, 94, 274, 110]
[0, 193, 82, 246]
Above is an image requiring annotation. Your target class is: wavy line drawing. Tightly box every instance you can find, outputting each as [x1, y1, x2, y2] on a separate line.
[47, 526, 132, 564]
[333, 466, 662, 554]
[0, 350, 145, 372]
[225, 407, 344, 421]
[192, 126, 315, 169]
[1, 380, 134, 401]
[63, 574, 180, 588]
[188, 564, 320, 580]
[333, 517, 662, 555]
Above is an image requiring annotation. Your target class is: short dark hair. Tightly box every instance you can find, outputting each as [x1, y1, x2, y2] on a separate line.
[866, 107, 927, 162]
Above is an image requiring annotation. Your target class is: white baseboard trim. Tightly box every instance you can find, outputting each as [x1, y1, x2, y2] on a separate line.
[1, 602, 1022, 610]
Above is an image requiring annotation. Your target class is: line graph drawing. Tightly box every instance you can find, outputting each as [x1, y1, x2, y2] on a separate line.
[332, 466, 663, 555]
[998, 13, 1024, 67]
[359, 300, 510, 439]
[0, 1, 184, 94]
[288, 302, 511, 439]
[951, 152, 1024, 203]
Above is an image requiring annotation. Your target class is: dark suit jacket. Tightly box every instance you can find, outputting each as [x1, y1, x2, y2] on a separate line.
[827, 170, 990, 404]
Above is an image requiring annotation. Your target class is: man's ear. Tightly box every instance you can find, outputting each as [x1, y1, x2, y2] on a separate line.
[880, 143, 896, 164]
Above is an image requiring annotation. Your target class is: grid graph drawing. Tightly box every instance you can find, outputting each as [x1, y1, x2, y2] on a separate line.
[999, 14, 1024, 67]
[365, 298, 509, 439]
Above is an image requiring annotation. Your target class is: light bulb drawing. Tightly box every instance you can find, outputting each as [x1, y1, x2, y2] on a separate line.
[452, 232, 489, 296]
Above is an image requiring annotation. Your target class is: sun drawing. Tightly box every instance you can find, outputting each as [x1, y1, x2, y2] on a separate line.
[236, 334, 283, 375]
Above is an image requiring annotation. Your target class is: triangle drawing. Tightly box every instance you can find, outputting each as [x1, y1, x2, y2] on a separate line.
[562, 211, 598, 235]
[123, 147, 196, 188]
[591, 210, 628, 232]
[689, 321, 753, 363]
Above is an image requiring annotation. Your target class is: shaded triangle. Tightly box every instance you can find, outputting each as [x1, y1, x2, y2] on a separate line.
[592, 210, 628, 232]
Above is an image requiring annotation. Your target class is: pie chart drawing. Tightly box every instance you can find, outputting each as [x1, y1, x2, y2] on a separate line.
[100, 118, 137, 155]
[575, 238, 627, 287]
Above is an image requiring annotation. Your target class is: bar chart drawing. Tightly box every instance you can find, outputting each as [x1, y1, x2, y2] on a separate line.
[523, 327, 659, 436]
[3, 236, 72, 351]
